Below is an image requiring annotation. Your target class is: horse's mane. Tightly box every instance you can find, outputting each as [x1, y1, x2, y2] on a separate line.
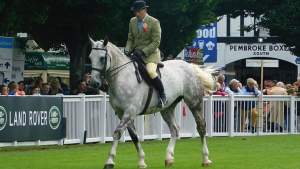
[107, 42, 130, 60]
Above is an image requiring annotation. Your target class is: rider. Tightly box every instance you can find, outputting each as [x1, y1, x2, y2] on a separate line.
[126, 0, 168, 107]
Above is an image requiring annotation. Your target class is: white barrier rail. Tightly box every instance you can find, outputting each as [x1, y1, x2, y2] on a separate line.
[63, 94, 300, 145]
[1, 94, 299, 147]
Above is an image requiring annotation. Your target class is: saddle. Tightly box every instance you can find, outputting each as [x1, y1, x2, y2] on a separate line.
[133, 58, 162, 85]
[132, 58, 163, 115]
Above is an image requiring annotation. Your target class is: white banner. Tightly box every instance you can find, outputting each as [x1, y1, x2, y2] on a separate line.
[246, 59, 279, 67]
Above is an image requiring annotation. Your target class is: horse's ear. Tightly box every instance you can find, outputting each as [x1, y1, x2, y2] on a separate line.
[89, 36, 95, 45]
[103, 37, 108, 47]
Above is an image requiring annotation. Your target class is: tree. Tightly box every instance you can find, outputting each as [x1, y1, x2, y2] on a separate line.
[214, 0, 300, 56]
[0, 0, 218, 90]
[146, 0, 219, 59]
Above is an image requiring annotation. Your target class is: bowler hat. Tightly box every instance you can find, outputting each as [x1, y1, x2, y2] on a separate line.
[131, 1, 149, 11]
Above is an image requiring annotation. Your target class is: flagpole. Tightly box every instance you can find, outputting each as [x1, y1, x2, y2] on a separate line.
[259, 59, 264, 133]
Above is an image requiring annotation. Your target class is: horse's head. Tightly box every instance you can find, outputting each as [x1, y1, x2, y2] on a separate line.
[89, 37, 111, 87]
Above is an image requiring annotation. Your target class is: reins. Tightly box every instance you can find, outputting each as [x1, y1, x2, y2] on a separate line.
[91, 46, 140, 80]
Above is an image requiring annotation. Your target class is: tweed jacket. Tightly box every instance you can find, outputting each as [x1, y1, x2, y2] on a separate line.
[126, 14, 161, 63]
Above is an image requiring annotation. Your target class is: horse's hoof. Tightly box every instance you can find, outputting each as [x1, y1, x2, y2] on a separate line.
[103, 164, 115, 168]
[137, 164, 147, 168]
[202, 163, 211, 167]
[165, 159, 174, 167]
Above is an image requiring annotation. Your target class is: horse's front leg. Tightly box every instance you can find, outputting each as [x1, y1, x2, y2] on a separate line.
[127, 122, 147, 168]
[104, 112, 137, 168]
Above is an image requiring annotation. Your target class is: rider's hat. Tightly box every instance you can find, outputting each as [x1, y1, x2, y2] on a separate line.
[131, 1, 149, 11]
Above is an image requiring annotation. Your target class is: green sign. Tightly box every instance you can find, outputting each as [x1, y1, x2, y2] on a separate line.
[0, 96, 63, 141]
[25, 52, 70, 70]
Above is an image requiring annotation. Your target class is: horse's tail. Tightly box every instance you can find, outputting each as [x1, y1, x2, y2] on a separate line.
[190, 64, 215, 92]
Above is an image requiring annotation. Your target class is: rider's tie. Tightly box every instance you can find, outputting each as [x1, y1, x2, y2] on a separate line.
[138, 20, 143, 34]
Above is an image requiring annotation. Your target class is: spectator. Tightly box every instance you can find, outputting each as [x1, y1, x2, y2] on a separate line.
[40, 83, 52, 95]
[99, 79, 109, 94]
[57, 76, 69, 94]
[213, 82, 227, 132]
[292, 82, 298, 92]
[28, 86, 40, 95]
[24, 78, 35, 94]
[228, 79, 244, 132]
[84, 72, 91, 88]
[17, 81, 25, 91]
[7, 81, 16, 89]
[216, 74, 233, 132]
[296, 77, 300, 87]
[241, 78, 260, 133]
[271, 80, 278, 89]
[70, 80, 102, 95]
[217, 74, 233, 95]
[0, 85, 8, 96]
[268, 82, 287, 132]
[167, 54, 173, 60]
[35, 77, 44, 89]
[262, 83, 272, 95]
[49, 77, 63, 95]
[8, 83, 25, 95]
[238, 82, 243, 90]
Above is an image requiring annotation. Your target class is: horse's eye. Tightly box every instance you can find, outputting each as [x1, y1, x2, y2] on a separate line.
[100, 57, 105, 62]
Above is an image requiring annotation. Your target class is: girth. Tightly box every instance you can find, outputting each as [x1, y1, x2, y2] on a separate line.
[132, 58, 162, 115]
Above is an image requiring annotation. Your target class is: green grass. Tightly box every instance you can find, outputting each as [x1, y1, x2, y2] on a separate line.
[1, 135, 300, 169]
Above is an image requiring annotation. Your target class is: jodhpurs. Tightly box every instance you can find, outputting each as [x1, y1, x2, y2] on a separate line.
[146, 62, 158, 79]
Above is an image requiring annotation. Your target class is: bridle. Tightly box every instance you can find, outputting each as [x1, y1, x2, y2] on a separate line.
[91, 47, 110, 79]
[91, 47, 140, 80]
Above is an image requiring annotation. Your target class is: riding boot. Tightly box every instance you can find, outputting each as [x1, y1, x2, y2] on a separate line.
[151, 76, 168, 107]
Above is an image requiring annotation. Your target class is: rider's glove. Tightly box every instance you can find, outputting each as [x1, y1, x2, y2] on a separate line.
[125, 50, 130, 56]
[134, 50, 145, 57]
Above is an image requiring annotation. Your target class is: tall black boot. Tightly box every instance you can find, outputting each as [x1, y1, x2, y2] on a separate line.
[151, 76, 168, 107]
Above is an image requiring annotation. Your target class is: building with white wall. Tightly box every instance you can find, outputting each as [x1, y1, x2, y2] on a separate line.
[178, 15, 299, 85]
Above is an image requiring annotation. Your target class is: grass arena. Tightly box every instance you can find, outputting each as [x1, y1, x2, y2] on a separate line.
[1, 135, 299, 169]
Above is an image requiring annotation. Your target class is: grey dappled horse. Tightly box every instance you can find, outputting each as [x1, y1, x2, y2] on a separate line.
[89, 38, 214, 168]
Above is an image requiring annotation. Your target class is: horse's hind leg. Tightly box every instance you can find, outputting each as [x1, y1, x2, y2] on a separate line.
[104, 112, 138, 169]
[127, 122, 147, 168]
[189, 103, 211, 167]
[160, 103, 180, 167]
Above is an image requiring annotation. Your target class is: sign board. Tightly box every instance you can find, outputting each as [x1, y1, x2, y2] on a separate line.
[184, 23, 217, 63]
[246, 59, 279, 67]
[0, 37, 25, 84]
[25, 52, 70, 70]
[0, 96, 63, 141]
[0, 37, 13, 85]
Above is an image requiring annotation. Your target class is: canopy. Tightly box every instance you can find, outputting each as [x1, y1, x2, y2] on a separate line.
[25, 52, 70, 70]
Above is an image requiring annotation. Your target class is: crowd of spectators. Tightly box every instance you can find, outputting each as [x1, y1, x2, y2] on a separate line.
[211, 74, 299, 133]
[0, 72, 108, 96]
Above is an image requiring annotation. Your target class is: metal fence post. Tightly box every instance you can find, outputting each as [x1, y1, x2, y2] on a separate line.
[290, 96, 295, 134]
[228, 94, 234, 137]
[78, 94, 85, 144]
[100, 94, 107, 143]
[206, 96, 213, 137]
